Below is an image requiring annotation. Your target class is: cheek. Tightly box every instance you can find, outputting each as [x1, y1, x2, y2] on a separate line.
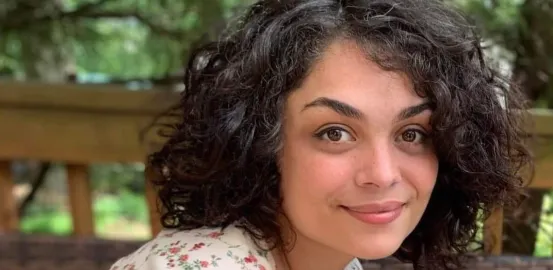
[280, 144, 356, 201]
[401, 153, 438, 197]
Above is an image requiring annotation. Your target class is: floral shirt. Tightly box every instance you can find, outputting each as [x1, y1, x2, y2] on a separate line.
[110, 225, 364, 270]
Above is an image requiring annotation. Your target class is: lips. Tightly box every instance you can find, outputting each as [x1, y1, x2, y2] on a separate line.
[345, 201, 405, 213]
[342, 201, 405, 225]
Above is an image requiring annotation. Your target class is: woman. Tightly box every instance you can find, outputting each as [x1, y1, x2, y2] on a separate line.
[111, 0, 532, 269]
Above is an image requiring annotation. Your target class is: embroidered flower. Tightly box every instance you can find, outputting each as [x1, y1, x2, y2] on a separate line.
[179, 254, 189, 262]
[169, 247, 181, 254]
[189, 242, 206, 251]
[111, 227, 273, 270]
[208, 231, 224, 238]
[244, 254, 258, 263]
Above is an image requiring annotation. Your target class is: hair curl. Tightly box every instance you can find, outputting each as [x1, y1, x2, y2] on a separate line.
[147, 0, 533, 268]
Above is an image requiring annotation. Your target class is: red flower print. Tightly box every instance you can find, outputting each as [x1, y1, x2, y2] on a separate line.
[169, 247, 181, 254]
[189, 242, 206, 251]
[208, 231, 224, 238]
[244, 254, 258, 263]
[200, 261, 209, 267]
[259, 265, 267, 270]
[179, 254, 189, 262]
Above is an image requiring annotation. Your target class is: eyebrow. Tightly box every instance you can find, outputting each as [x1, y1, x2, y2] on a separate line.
[302, 97, 431, 122]
[396, 101, 432, 122]
[302, 97, 364, 120]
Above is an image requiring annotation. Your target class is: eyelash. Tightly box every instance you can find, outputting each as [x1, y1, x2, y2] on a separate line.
[314, 126, 354, 142]
[399, 128, 429, 144]
[314, 126, 430, 144]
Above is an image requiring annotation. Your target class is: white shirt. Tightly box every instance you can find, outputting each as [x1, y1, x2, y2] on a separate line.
[110, 224, 363, 270]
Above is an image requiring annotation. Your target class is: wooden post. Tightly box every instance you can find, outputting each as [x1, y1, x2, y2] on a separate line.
[145, 181, 162, 237]
[66, 164, 94, 237]
[0, 161, 18, 233]
[145, 166, 162, 237]
[483, 207, 504, 255]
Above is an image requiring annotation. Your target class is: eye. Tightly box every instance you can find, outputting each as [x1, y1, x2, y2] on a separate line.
[399, 129, 428, 144]
[315, 127, 355, 142]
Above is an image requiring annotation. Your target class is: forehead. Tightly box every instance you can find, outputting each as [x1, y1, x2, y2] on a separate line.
[287, 39, 423, 113]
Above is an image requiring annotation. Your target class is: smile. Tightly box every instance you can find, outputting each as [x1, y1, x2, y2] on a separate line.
[341, 201, 405, 225]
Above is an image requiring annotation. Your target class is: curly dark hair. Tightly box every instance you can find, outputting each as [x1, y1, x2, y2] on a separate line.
[146, 0, 533, 268]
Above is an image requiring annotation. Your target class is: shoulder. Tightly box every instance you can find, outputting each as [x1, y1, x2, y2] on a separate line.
[110, 225, 274, 270]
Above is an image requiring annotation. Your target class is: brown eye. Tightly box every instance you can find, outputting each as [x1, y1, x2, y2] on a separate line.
[402, 130, 416, 142]
[327, 129, 343, 141]
[400, 129, 426, 143]
[315, 127, 355, 142]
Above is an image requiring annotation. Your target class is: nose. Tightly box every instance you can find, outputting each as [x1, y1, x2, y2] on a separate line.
[354, 142, 399, 188]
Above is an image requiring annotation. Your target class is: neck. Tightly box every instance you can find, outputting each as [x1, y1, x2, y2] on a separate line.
[273, 221, 355, 270]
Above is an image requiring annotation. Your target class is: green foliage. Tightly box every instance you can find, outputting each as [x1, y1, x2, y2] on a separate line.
[535, 193, 553, 256]
[0, 0, 249, 79]
[453, 0, 523, 49]
[20, 206, 73, 236]
[94, 191, 148, 224]
[20, 190, 148, 238]
[454, 0, 553, 107]
[90, 163, 145, 193]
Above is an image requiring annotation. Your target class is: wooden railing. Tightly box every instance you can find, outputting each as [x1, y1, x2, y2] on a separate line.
[483, 108, 553, 255]
[1, 81, 553, 256]
[0, 81, 175, 237]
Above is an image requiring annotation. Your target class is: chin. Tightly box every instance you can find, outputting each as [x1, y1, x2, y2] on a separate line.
[348, 235, 405, 260]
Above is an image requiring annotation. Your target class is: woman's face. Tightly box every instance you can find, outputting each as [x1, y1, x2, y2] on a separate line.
[279, 40, 438, 260]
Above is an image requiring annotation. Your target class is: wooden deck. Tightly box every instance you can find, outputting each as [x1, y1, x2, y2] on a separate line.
[1, 81, 553, 259]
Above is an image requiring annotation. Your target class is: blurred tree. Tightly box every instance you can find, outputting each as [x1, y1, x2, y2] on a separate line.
[0, 0, 249, 82]
[455, 0, 553, 107]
